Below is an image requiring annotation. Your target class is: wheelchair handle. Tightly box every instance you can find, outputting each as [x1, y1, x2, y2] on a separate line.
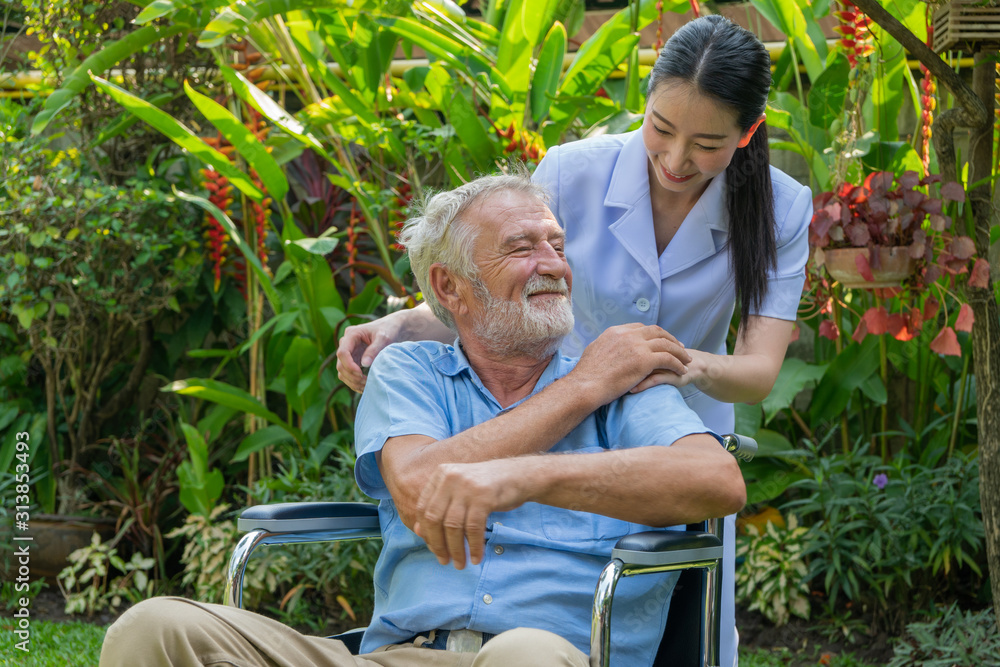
[721, 433, 757, 462]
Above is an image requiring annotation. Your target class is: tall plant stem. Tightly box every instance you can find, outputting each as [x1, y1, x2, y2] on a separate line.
[832, 296, 850, 455]
[787, 39, 813, 192]
[914, 333, 928, 447]
[875, 294, 889, 461]
[948, 350, 970, 459]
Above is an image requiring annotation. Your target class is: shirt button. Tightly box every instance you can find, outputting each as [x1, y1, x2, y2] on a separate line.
[494, 546, 504, 555]
[636, 297, 651, 312]
[483, 594, 493, 605]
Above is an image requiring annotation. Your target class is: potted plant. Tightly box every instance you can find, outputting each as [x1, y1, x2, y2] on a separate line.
[809, 170, 974, 290]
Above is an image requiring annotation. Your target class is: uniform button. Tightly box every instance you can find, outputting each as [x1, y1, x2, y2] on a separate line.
[494, 546, 504, 555]
[636, 297, 651, 312]
[483, 594, 493, 604]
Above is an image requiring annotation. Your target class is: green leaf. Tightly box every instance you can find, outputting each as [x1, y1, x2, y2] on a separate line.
[11, 304, 33, 330]
[735, 402, 763, 438]
[376, 15, 495, 78]
[530, 21, 567, 124]
[810, 336, 881, 425]
[859, 373, 887, 405]
[199, 0, 354, 47]
[135, 0, 227, 24]
[219, 66, 334, 165]
[425, 66, 496, 171]
[347, 276, 384, 316]
[179, 422, 209, 472]
[291, 237, 339, 255]
[497, 0, 559, 116]
[807, 55, 849, 130]
[196, 403, 238, 445]
[233, 425, 296, 462]
[761, 358, 828, 424]
[31, 24, 188, 135]
[90, 76, 263, 200]
[165, 378, 302, 441]
[183, 81, 287, 201]
[282, 337, 319, 416]
[237, 311, 299, 355]
[172, 189, 280, 311]
[751, 0, 824, 82]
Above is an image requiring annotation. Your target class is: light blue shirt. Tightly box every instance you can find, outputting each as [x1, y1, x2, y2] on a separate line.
[355, 341, 716, 665]
[532, 130, 813, 667]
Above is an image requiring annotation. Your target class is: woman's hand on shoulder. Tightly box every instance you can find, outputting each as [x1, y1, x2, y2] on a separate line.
[571, 323, 692, 404]
[336, 318, 404, 393]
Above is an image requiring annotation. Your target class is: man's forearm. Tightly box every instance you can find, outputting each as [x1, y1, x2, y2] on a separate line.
[409, 435, 747, 567]
[380, 371, 610, 518]
[522, 436, 746, 526]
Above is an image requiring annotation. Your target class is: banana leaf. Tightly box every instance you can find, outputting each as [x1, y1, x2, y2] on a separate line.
[90, 75, 264, 200]
[184, 81, 289, 201]
[31, 24, 187, 135]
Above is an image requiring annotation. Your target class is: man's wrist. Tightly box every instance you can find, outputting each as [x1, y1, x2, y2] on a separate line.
[555, 370, 612, 414]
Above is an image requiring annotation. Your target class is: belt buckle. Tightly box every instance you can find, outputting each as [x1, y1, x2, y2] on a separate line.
[445, 629, 483, 653]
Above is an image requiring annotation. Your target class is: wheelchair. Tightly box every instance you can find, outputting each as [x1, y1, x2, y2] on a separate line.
[224, 434, 756, 667]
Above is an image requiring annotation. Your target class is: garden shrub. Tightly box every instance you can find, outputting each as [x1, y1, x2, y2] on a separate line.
[166, 504, 289, 607]
[57, 531, 155, 615]
[783, 445, 984, 633]
[0, 140, 203, 509]
[888, 604, 1000, 667]
[736, 514, 811, 626]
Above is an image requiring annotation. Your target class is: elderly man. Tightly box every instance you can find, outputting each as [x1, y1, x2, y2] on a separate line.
[99, 173, 745, 667]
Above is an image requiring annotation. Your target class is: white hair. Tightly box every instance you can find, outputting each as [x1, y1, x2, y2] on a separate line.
[397, 171, 550, 329]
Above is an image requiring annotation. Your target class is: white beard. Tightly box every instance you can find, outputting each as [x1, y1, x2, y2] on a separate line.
[471, 275, 575, 359]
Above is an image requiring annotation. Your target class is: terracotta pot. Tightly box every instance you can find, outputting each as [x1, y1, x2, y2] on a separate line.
[27, 515, 117, 580]
[823, 246, 917, 289]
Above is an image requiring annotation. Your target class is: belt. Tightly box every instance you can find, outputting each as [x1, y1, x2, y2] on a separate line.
[423, 628, 497, 652]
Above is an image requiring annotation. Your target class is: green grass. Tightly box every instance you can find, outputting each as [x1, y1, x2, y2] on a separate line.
[0, 620, 107, 666]
[740, 646, 878, 667]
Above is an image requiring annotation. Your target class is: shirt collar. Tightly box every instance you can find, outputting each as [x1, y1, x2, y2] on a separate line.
[433, 338, 573, 409]
[604, 130, 650, 209]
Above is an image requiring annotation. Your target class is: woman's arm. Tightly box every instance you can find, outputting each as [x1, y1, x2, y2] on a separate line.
[631, 315, 794, 404]
[336, 303, 453, 392]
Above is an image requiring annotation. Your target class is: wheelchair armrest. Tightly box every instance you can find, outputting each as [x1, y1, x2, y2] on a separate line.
[237, 501, 379, 534]
[225, 502, 380, 609]
[612, 530, 723, 568]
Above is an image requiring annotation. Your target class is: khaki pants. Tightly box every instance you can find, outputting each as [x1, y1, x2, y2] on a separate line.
[100, 597, 589, 667]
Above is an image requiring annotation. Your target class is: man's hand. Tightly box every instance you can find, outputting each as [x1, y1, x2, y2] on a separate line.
[412, 458, 531, 570]
[570, 324, 692, 403]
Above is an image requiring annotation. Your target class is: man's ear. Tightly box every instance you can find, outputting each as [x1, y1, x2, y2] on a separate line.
[737, 114, 766, 149]
[428, 264, 469, 318]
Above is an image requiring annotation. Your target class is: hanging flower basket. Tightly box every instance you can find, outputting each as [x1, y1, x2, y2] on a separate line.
[931, 0, 1000, 55]
[823, 246, 918, 288]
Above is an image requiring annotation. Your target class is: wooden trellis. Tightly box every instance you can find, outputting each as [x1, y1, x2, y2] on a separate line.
[931, 0, 1000, 54]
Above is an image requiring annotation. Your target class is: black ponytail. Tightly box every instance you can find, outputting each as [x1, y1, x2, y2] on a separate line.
[648, 15, 777, 334]
[725, 123, 776, 329]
